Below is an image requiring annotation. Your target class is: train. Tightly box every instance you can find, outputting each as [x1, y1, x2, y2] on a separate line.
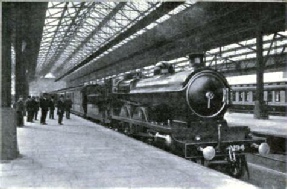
[229, 82, 287, 116]
[49, 54, 270, 178]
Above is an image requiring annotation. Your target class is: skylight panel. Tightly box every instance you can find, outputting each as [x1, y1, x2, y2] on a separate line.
[45, 32, 54, 38]
[208, 48, 220, 54]
[68, 2, 76, 8]
[157, 14, 170, 23]
[86, 18, 96, 25]
[45, 18, 59, 25]
[224, 43, 239, 50]
[49, 9, 63, 17]
[263, 43, 273, 49]
[67, 8, 76, 16]
[276, 40, 286, 46]
[90, 10, 103, 18]
[97, 7, 109, 15]
[48, 2, 54, 7]
[278, 31, 287, 36]
[170, 4, 187, 15]
[263, 34, 275, 41]
[45, 26, 57, 32]
[146, 22, 158, 30]
[52, 2, 66, 8]
[133, 2, 149, 12]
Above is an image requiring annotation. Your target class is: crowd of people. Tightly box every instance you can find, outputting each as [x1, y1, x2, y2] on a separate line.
[14, 93, 73, 127]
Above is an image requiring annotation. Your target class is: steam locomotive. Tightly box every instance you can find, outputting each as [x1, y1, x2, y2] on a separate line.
[50, 54, 269, 178]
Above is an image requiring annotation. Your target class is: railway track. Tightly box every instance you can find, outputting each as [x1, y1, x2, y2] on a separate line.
[123, 127, 287, 189]
[242, 154, 286, 189]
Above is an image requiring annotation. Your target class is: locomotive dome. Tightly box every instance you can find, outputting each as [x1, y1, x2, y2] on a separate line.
[186, 70, 229, 117]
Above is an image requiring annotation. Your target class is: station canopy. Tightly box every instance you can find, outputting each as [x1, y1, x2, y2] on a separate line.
[10, 2, 285, 83]
[36, 2, 183, 79]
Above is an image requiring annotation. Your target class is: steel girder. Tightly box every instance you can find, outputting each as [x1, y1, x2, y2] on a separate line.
[64, 2, 285, 84]
[55, 2, 183, 81]
[37, 2, 164, 79]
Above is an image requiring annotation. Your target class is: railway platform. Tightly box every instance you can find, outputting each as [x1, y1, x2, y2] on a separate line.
[225, 112, 287, 138]
[0, 114, 258, 188]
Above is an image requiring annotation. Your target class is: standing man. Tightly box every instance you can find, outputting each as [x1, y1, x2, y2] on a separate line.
[14, 96, 25, 127]
[57, 95, 65, 125]
[34, 96, 40, 120]
[49, 96, 55, 119]
[64, 96, 73, 119]
[25, 96, 34, 123]
[40, 93, 49, 125]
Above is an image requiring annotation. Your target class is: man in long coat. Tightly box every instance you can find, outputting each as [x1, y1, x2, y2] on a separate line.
[49, 96, 55, 119]
[15, 96, 25, 127]
[25, 96, 34, 122]
[57, 95, 65, 125]
[40, 93, 49, 125]
[33, 96, 40, 120]
[64, 96, 73, 119]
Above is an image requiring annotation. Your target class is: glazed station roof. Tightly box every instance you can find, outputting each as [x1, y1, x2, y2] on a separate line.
[6, 2, 286, 84]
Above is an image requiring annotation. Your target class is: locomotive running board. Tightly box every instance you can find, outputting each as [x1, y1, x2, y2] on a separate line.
[111, 115, 172, 133]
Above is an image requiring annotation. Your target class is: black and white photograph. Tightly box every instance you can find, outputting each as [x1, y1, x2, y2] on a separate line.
[1, 1, 286, 188]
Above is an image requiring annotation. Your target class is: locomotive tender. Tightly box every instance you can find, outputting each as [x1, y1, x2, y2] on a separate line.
[50, 54, 269, 178]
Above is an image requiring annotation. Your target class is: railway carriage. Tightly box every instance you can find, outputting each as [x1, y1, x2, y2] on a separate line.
[49, 86, 85, 116]
[230, 82, 287, 116]
[84, 83, 111, 124]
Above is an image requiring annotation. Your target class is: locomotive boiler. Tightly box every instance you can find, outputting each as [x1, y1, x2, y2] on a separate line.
[110, 54, 269, 178]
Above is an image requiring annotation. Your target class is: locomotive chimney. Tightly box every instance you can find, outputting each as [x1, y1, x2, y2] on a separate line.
[188, 53, 205, 70]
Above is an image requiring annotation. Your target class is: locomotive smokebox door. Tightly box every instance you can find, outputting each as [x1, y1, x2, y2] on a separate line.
[188, 53, 204, 70]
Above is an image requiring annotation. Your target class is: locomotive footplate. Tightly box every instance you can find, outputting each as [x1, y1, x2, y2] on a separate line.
[111, 115, 172, 133]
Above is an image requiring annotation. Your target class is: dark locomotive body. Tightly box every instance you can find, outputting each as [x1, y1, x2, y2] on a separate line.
[111, 65, 258, 174]
[49, 55, 269, 178]
[121, 69, 228, 120]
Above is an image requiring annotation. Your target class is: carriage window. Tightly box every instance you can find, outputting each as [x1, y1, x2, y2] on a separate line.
[275, 91, 280, 102]
[244, 92, 248, 101]
[239, 92, 245, 102]
[247, 91, 253, 102]
[232, 92, 236, 101]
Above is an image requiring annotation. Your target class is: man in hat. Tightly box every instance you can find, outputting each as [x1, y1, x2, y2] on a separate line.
[57, 95, 65, 125]
[49, 96, 55, 119]
[33, 96, 40, 120]
[64, 96, 73, 119]
[14, 96, 25, 127]
[40, 93, 49, 125]
[25, 95, 34, 122]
